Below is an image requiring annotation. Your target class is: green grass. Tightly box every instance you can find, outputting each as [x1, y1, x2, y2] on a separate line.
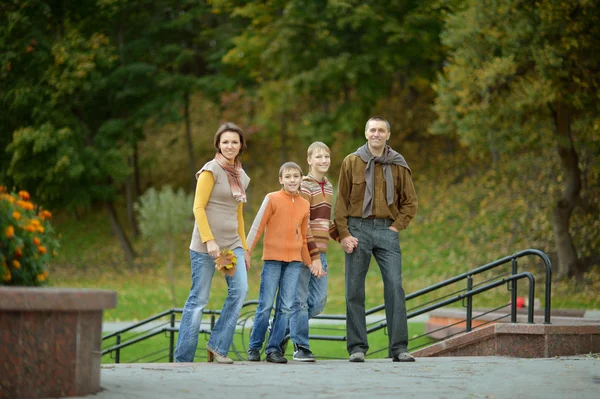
[101, 321, 432, 364]
[47, 150, 600, 325]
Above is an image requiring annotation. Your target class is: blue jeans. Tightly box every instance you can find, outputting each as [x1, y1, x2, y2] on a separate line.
[289, 252, 328, 349]
[175, 248, 248, 362]
[345, 217, 408, 357]
[249, 260, 302, 354]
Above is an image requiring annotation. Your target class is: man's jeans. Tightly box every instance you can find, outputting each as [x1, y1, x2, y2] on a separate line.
[345, 217, 409, 357]
[175, 248, 248, 362]
[249, 260, 301, 354]
[289, 252, 328, 349]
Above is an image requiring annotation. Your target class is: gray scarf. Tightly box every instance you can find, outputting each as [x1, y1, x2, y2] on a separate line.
[354, 143, 411, 218]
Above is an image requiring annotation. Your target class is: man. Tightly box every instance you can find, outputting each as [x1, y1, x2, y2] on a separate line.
[334, 116, 418, 363]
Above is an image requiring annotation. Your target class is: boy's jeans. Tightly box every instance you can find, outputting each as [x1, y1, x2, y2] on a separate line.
[289, 252, 328, 349]
[175, 248, 248, 362]
[249, 260, 302, 354]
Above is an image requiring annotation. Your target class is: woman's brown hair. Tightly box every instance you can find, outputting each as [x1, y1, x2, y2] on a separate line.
[214, 122, 247, 157]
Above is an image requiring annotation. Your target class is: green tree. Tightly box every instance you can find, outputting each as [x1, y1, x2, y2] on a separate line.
[432, 0, 600, 277]
[219, 0, 444, 152]
[135, 186, 193, 306]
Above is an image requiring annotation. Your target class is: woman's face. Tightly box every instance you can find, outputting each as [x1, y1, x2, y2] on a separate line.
[218, 131, 242, 162]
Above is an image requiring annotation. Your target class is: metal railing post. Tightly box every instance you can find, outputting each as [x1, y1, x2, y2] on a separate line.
[466, 275, 473, 332]
[511, 258, 518, 323]
[116, 334, 121, 364]
[169, 311, 175, 362]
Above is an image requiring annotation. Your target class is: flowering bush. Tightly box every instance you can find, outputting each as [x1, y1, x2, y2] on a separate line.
[0, 187, 59, 286]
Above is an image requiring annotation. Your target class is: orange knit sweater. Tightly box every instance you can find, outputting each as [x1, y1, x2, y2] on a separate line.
[246, 190, 317, 265]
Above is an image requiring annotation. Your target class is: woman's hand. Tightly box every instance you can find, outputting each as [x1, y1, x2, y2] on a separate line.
[388, 226, 398, 232]
[206, 240, 220, 258]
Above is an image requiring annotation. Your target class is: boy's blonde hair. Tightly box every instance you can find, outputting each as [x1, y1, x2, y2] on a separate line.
[307, 141, 330, 158]
[279, 161, 303, 177]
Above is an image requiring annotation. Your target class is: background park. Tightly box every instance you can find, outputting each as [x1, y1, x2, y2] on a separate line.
[1, 0, 599, 363]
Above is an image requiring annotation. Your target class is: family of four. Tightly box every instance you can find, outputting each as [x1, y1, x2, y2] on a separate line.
[174, 116, 418, 364]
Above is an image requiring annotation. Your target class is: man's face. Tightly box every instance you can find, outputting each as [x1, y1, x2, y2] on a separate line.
[279, 168, 302, 193]
[365, 120, 390, 152]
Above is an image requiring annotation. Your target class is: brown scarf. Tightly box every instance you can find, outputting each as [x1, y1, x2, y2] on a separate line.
[354, 143, 410, 218]
[215, 153, 247, 203]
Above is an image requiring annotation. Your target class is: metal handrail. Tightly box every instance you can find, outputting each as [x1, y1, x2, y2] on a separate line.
[102, 249, 551, 362]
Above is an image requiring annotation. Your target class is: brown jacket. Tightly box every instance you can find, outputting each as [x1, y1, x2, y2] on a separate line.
[334, 152, 418, 239]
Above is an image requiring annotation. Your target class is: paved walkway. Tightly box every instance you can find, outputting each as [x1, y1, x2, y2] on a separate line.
[74, 356, 598, 399]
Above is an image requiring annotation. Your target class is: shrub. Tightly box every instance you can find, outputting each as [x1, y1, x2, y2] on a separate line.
[0, 187, 59, 286]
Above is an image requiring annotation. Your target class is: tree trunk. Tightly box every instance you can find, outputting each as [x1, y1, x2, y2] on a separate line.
[133, 141, 141, 197]
[105, 201, 137, 265]
[184, 91, 197, 192]
[280, 110, 287, 165]
[551, 103, 581, 278]
[126, 156, 140, 238]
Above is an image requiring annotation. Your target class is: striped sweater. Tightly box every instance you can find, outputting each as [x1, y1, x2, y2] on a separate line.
[247, 190, 319, 265]
[299, 175, 339, 254]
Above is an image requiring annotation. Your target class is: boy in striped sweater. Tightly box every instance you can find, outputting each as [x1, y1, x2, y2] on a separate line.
[287, 141, 339, 362]
[245, 162, 322, 364]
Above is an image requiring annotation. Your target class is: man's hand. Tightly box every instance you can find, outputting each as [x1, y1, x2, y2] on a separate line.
[309, 259, 326, 278]
[389, 226, 398, 232]
[341, 236, 359, 254]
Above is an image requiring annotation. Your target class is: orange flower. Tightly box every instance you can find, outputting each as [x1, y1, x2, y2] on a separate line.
[33, 237, 41, 245]
[0, 186, 4, 192]
[38, 246, 47, 254]
[36, 226, 45, 233]
[3, 270, 11, 282]
[18, 190, 30, 200]
[14, 248, 22, 257]
[5, 225, 15, 238]
[31, 219, 41, 226]
[37, 273, 45, 282]
[16, 200, 34, 210]
[12, 260, 20, 269]
[25, 225, 36, 232]
[12, 211, 21, 220]
[39, 210, 52, 220]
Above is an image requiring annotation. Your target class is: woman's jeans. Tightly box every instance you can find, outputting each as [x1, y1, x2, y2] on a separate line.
[175, 248, 248, 362]
[345, 217, 409, 357]
[289, 252, 328, 349]
[249, 260, 302, 354]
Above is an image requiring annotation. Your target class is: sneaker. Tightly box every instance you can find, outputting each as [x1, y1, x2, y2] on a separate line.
[247, 348, 260, 362]
[266, 351, 288, 364]
[293, 344, 315, 362]
[392, 352, 415, 362]
[349, 352, 365, 363]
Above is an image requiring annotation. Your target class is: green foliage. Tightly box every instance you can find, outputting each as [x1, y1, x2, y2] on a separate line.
[135, 186, 193, 247]
[0, 188, 59, 286]
[432, 0, 600, 155]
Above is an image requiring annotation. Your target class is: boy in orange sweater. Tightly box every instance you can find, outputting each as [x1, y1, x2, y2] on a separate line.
[245, 162, 322, 364]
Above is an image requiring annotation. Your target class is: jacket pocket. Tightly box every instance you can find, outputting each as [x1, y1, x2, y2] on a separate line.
[350, 175, 366, 202]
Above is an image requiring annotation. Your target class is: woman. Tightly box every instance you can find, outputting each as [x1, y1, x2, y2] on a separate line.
[175, 122, 250, 364]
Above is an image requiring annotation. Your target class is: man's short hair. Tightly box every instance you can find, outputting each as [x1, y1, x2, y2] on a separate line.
[365, 116, 391, 133]
[279, 161, 303, 178]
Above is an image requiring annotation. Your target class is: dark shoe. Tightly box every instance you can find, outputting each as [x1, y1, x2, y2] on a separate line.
[293, 344, 315, 362]
[349, 352, 365, 362]
[247, 348, 260, 362]
[393, 352, 415, 362]
[266, 351, 288, 364]
[280, 335, 290, 354]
